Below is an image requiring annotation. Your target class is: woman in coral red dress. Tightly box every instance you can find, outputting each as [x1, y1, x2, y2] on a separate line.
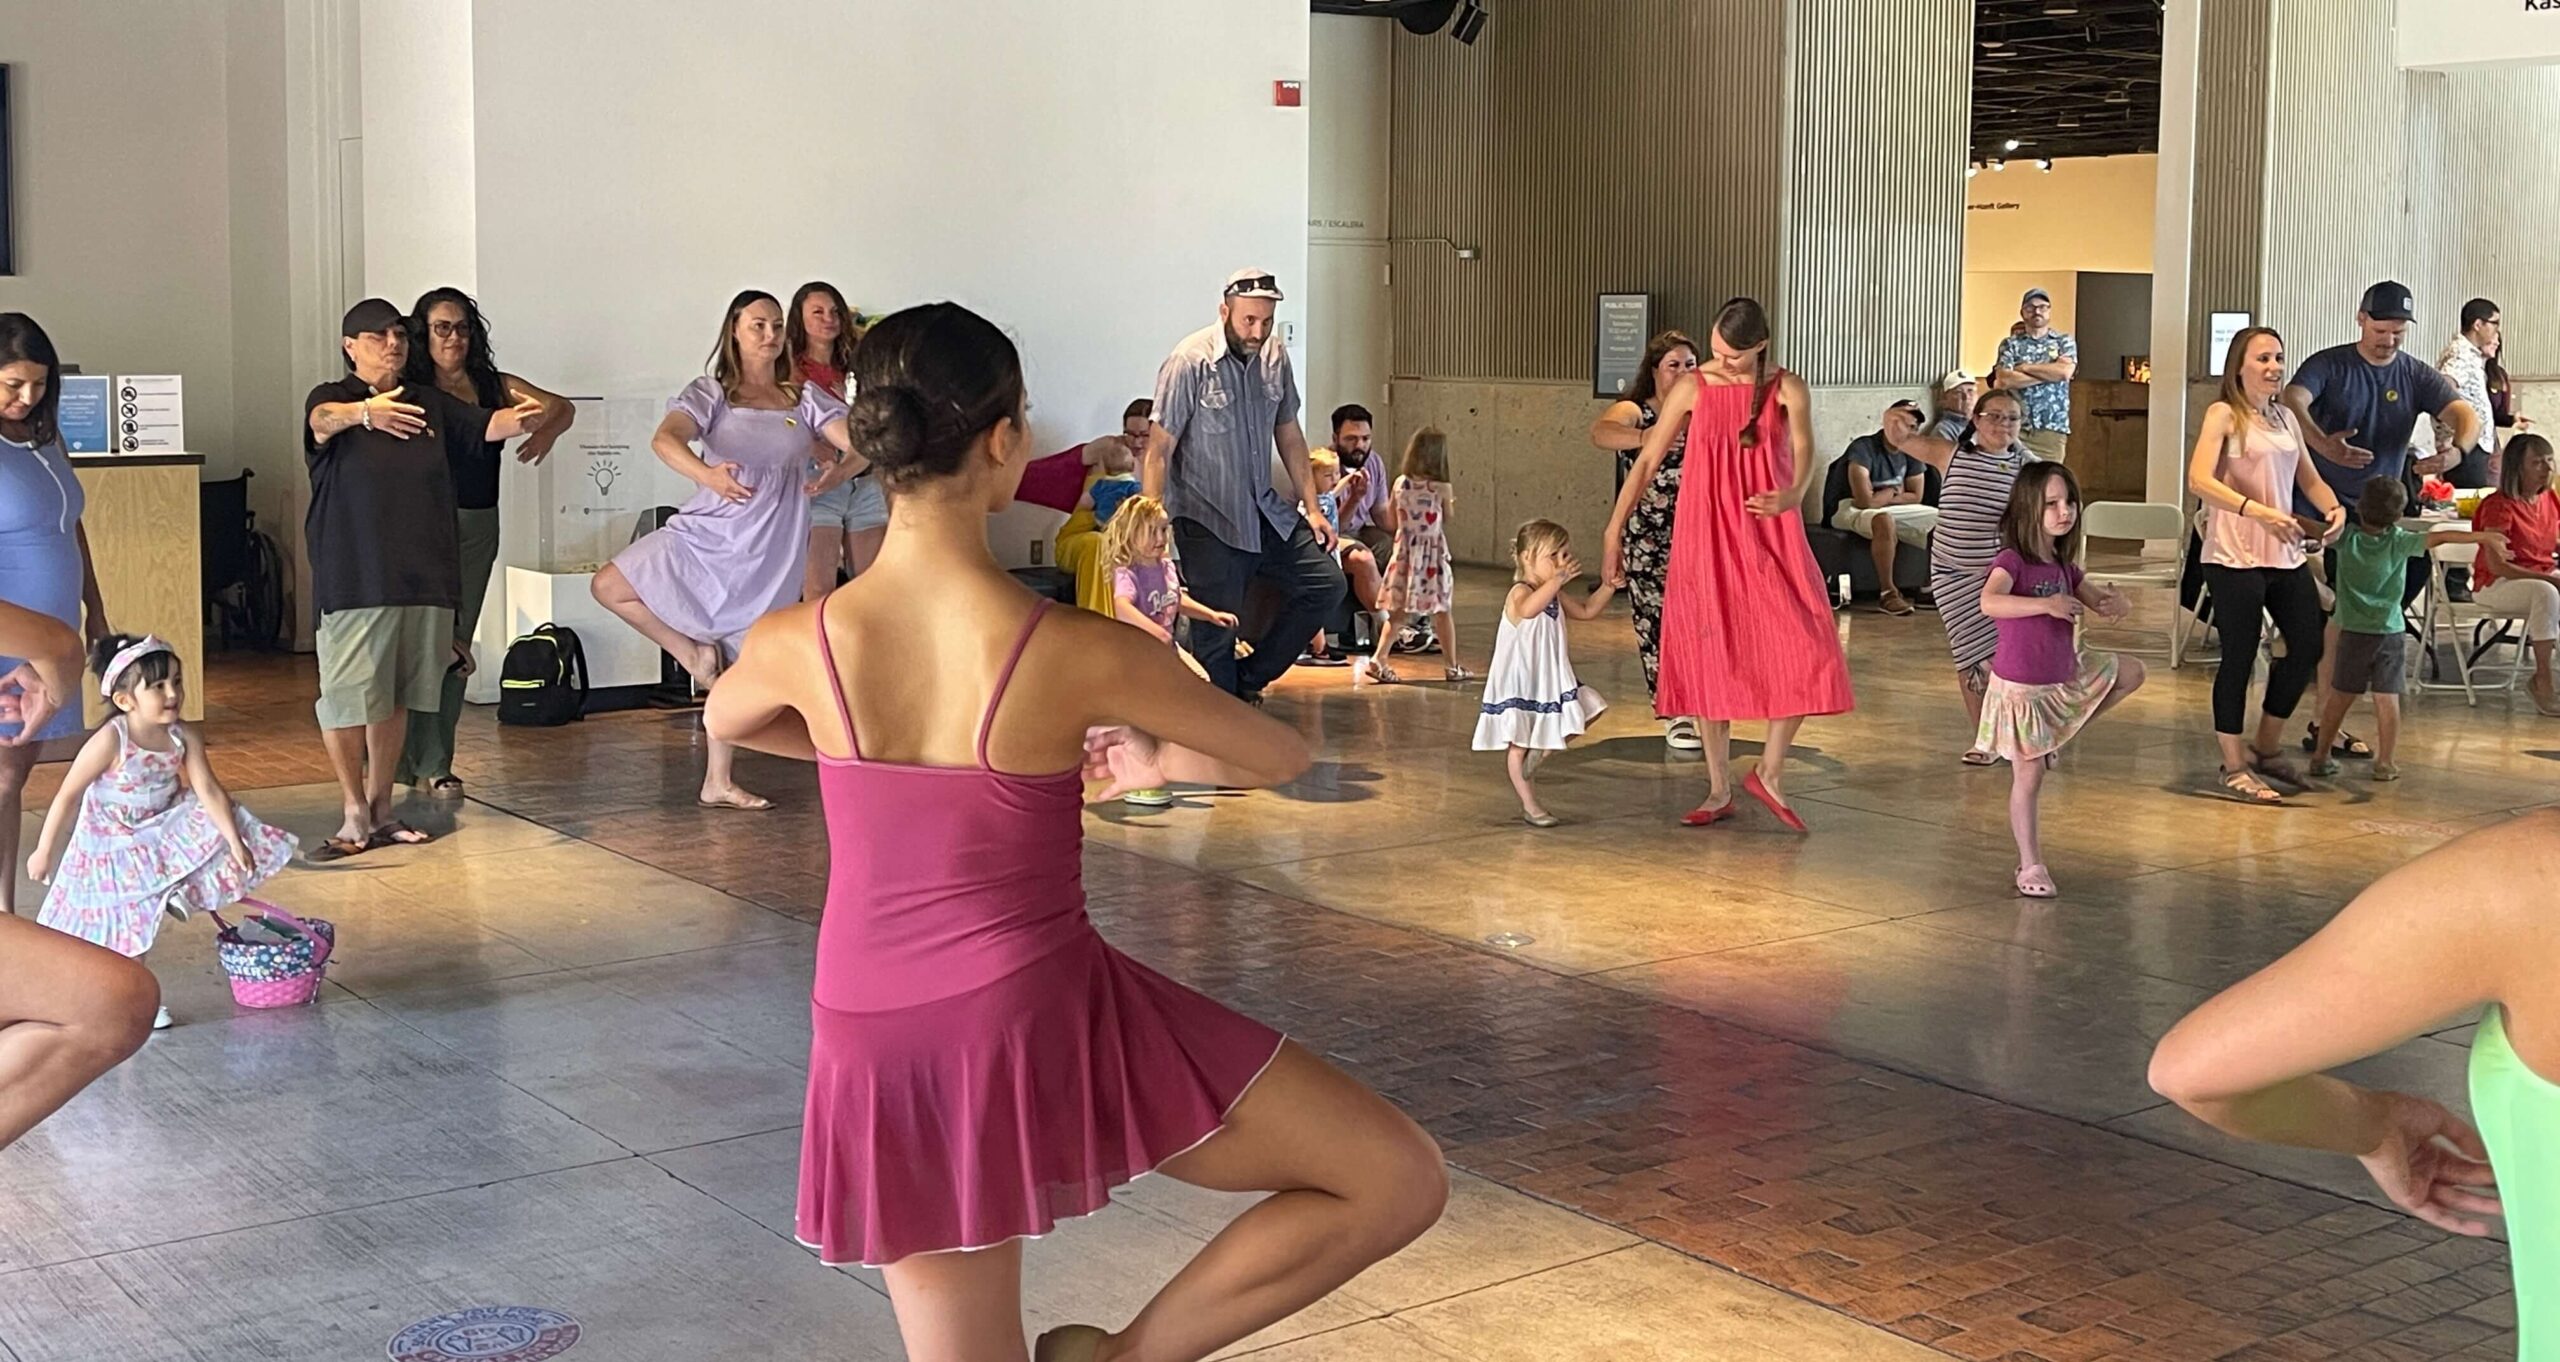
[1603, 297, 1852, 830]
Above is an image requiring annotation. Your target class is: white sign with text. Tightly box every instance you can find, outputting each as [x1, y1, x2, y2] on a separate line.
[2399, 0, 2560, 70]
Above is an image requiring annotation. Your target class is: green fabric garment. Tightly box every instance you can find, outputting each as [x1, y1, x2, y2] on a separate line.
[2330, 524, 2429, 636]
[2471, 1004, 2558, 1358]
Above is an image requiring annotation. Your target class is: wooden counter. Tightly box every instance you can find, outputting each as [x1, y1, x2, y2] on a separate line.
[73, 455, 205, 724]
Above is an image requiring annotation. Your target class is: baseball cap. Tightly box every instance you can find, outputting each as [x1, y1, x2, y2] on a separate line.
[1223, 268, 1285, 301]
[341, 297, 405, 337]
[1937, 369, 1978, 392]
[1887, 399, 1923, 417]
[2021, 288, 2052, 307]
[2359, 281, 2415, 322]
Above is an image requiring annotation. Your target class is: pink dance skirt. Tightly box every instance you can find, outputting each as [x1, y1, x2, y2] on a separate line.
[795, 931, 1285, 1268]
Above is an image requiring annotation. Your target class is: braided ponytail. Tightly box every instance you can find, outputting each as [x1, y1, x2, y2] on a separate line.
[1714, 298, 1776, 450]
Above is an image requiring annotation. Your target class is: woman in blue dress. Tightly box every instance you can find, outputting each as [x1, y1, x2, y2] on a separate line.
[0, 315, 113, 915]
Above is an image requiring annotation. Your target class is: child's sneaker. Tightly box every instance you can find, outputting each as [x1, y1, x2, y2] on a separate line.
[2310, 756, 2341, 778]
[1121, 788, 1175, 808]
[2371, 761, 2401, 782]
[151, 1006, 173, 1031]
[162, 895, 191, 924]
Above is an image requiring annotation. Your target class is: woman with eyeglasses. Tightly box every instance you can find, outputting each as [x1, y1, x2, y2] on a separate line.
[1892, 387, 2044, 763]
[394, 289, 576, 799]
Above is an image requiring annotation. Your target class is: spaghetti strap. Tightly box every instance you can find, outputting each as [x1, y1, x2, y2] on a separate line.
[975, 600, 1054, 770]
[813, 602, 862, 762]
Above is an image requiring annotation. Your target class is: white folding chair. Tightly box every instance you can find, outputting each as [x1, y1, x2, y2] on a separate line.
[2416, 542, 2531, 706]
[2079, 501, 2193, 668]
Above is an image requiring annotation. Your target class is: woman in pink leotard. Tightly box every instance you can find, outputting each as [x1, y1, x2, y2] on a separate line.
[705, 302, 1445, 1362]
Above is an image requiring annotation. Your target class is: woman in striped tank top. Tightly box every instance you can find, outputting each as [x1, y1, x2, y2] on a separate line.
[1896, 389, 2041, 761]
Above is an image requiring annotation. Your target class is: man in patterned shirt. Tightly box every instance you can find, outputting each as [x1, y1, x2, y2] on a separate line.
[1993, 288, 2078, 464]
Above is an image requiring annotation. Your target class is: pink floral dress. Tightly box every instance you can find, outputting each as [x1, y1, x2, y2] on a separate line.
[1380, 476, 1452, 615]
[36, 718, 298, 957]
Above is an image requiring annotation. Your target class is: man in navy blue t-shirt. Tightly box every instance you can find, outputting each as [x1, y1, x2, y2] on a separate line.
[2282, 281, 2482, 761]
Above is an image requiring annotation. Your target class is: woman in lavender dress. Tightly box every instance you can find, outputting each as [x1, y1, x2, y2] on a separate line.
[593, 291, 861, 810]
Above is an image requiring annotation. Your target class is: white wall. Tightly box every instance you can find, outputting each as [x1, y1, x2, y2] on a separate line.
[465, 0, 1311, 571]
[1307, 13, 1392, 435]
[0, 1, 239, 469]
[358, 0, 477, 304]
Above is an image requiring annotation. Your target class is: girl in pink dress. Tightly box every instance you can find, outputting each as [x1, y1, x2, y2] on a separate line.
[1604, 297, 1853, 831]
[703, 303, 1444, 1362]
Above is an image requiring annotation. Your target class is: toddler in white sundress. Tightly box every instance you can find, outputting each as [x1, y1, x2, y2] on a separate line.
[30, 634, 299, 1030]
[1473, 520, 1615, 826]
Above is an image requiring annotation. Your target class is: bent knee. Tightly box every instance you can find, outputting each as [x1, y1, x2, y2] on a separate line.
[82, 958, 160, 1059]
[2118, 656, 2150, 691]
[1360, 1120, 1450, 1249]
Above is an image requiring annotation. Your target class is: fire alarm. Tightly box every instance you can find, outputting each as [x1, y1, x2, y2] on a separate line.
[1273, 80, 1303, 108]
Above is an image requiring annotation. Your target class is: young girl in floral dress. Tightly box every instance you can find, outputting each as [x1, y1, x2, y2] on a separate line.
[1363, 428, 1467, 685]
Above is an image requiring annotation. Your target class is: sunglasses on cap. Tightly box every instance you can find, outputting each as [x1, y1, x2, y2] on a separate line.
[1224, 275, 1281, 298]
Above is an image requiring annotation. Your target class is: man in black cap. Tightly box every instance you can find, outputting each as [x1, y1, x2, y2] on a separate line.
[300, 298, 541, 859]
[2282, 281, 2482, 761]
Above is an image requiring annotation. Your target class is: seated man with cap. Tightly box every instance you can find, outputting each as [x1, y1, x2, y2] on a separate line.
[1829, 399, 1939, 616]
[300, 298, 543, 860]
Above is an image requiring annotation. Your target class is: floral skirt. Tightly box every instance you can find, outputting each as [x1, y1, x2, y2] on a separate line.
[1976, 652, 2121, 763]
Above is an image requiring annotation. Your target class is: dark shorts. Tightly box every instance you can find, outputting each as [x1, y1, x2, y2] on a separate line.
[2332, 629, 2408, 696]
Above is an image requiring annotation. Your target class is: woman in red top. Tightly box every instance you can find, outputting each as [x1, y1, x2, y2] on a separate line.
[1602, 298, 1853, 832]
[2472, 432, 2560, 715]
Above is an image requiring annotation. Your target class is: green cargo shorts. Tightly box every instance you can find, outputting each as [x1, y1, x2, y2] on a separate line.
[315, 605, 455, 730]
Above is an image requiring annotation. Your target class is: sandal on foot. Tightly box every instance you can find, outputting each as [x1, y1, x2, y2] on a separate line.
[1960, 748, 2001, 767]
[698, 790, 775, 811]
[1444, 665, 1474, 683]
[2218, 767, 2286, 805]
[1522, 811, 1561, 828]
[364, 822, 432, 849]
[1358, 658, 1401, 684]
[2371, 760, 2402, 782]
[1035, 1325, 1108, 1362]
[2304, 727, 2372, 758]
[423, 776, 466, 799]
[2015, 864, 2058, 899]
[1743, 769, 1808, 833]
[2309, 755, 2341, 778]
[307, 835, 370, 863]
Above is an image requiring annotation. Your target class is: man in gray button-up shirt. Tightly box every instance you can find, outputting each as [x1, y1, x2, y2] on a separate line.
[1142, 268, 1345, 700]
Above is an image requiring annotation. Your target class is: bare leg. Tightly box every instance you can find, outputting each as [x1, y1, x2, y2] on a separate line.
[699, 736, 769, 810]
[2372, 693, 2402, 766]
[802, 526, 844, 603]
[1958, 664, 1991, 756]
[880, 1242, 1030, 1362]
[2308, 688, 2357, 771]
[1755, 715, 1806, 801]
[1085, 1043, 1445, 1362]
[1506, 744, 1547, 821]
[320, 724, 376, 845]
[365, 713, 407, 831]
[2091, 655, 2148, 722]
[1365, 610, 1399, 676]
[2530, 638, 2558, 694]
[1343, 547, 1381, 613]
[846, 525, 887, 578]
[1433, 610, 1461, 674]
[0, 911, 158, 1149]
[2307, 618, 2343, 748]
[593, 562, 723, 686]
[1866, 530, 1897, 596]
[2008, 755, 2046, 871]
[1699, 718, 1734, 813]
[0, 744, 37, 915]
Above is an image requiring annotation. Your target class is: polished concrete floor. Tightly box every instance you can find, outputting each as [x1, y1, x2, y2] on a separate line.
[0, 567, 2548, 1360]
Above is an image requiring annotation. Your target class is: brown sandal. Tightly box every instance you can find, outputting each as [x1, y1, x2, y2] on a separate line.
[2219, 767, 2285, 805]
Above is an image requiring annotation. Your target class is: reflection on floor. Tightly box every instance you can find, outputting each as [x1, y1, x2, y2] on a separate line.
[1, 569, 2547, 1360]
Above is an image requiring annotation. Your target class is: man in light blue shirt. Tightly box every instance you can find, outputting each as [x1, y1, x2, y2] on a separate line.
[1994, 288, 2077, 463]
[1142, 268, 1344, 702]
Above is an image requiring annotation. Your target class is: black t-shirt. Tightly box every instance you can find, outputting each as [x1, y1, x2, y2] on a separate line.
[411, 367, 511, 510]
[302, 375, 480, 615]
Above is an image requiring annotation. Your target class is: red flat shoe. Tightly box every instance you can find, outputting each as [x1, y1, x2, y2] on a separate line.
[1742, 770, 1807, 833]
[1680, 800, 1735, 827]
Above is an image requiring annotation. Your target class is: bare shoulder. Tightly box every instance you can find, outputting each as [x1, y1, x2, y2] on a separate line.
[1777, 369, 1812, 403]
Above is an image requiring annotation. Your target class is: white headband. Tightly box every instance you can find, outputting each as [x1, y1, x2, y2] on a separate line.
[100, 637, 174, 697]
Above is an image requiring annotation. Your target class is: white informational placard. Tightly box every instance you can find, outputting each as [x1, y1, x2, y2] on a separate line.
[2207, 312, 2251, 377]
[541, 396, 698, 571]
[113, 375, 184, 453]
[2399, 0, 2560, 70]
[1593, 293, 1653, 398]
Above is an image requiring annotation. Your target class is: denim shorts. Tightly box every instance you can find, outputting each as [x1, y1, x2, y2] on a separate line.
[810, 472, 888, 533]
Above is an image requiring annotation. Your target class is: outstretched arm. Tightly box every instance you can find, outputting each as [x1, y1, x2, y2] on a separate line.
[27, 725, 120, 884]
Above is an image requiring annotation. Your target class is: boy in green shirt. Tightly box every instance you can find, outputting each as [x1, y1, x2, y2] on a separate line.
[2309, 478, 2505, 779]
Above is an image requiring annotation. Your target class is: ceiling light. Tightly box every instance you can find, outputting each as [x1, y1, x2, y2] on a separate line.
[2105, 88, 2131, 104]
[2059, 113, 2082, 128]
[1989, 159, 2006, 172]
[2004, 138, 2022, 151]
[2035, 158, 2054, 171]
[1967, 164, 1980, 178]
[2043, 3, 2079, 12]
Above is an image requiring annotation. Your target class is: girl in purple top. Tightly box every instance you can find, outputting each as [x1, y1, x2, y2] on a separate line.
[1976, 463, 2146, 899]
[594, 291, 863, 810]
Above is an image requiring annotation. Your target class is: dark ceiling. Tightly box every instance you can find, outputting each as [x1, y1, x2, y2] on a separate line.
[1973, 0, 2164, 162]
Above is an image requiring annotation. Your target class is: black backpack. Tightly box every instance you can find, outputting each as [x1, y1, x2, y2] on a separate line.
[497, 624, 588, 726]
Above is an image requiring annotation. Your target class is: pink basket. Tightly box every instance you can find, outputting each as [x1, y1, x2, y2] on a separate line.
[209, 900, 335, 1009]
